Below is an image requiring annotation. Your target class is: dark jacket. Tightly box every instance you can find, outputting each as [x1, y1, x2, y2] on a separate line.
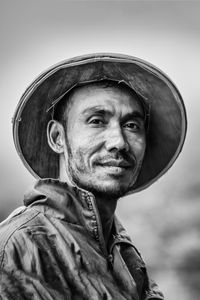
[0, 179, 164, 300]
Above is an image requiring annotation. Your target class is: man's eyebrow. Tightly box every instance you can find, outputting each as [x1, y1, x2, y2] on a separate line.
[81, 106, 112, 116]
[81, 106, 145, 121]
[121, 111, 145, 122]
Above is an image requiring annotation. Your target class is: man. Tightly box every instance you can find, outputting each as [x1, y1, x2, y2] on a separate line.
[0, 53, 187, 299]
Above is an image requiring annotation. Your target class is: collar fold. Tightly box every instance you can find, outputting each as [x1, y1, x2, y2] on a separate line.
[24, 179, 134, 254]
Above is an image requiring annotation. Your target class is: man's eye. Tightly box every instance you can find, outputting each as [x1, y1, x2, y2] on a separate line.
[88, 117, 104, 125]
[123, 122, 140, 131]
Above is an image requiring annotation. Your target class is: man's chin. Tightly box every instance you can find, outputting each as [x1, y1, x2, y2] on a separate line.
[70, 171, 136, 199]
[77, 180, 130, 200]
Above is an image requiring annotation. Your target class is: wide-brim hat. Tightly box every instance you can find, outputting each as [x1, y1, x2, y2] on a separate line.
[13, 53, 187, 193]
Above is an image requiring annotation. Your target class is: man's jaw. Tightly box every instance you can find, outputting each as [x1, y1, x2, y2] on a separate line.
[69, 167, 135, 200]
[66, 144, 139, 198]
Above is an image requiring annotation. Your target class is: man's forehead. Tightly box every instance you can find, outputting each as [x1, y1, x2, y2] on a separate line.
[68, 82, 144, 114]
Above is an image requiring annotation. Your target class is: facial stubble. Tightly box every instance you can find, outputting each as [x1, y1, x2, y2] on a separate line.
[65, 135, 143, 199]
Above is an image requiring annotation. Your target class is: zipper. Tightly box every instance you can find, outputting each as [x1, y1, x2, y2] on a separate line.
[83, 192, 108, 258]
[79, 189, 136, 270]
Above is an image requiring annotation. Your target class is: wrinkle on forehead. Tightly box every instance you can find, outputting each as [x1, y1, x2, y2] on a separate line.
[67, 84, 144, 120]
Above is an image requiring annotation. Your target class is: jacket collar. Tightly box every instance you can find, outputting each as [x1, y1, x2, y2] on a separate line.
[24, 179, 134, 253]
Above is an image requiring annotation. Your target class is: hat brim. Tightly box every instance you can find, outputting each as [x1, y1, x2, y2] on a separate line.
[13, 53, 187, 193]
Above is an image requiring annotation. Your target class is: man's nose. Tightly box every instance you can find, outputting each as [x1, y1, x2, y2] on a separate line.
[105, 125, 129, 152]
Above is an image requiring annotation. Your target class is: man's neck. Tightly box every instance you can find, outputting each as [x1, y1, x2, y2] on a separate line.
[94, 194, 118, 249]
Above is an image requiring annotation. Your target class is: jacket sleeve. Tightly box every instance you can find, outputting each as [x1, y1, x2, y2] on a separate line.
[0, 268, 66, 300]
[144, 278, 165, 300]
[119, 242, 164, 300]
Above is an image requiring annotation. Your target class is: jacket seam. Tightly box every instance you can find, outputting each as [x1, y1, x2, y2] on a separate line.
[82, 192, 108, 256]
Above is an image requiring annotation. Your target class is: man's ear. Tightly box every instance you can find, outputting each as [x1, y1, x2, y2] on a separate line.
[47, 120, 65, 154]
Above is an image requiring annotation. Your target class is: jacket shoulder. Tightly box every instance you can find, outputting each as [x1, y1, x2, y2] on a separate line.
[0, 207, 40, 267]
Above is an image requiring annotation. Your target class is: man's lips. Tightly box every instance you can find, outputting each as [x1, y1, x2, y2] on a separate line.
[95, 159, 134, 169]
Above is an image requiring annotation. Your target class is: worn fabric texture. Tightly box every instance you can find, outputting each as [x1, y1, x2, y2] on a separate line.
[0, 179, 164, 299]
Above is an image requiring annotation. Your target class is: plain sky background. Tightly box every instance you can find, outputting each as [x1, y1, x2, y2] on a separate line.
[1, 1, 200, 299]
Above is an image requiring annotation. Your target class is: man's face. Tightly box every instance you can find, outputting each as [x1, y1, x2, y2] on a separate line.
[63, 84, 146, 197]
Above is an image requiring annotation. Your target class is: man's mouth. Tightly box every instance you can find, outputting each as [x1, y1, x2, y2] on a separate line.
[94, 156, 137, 173]
[97, 159, 132, 169]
